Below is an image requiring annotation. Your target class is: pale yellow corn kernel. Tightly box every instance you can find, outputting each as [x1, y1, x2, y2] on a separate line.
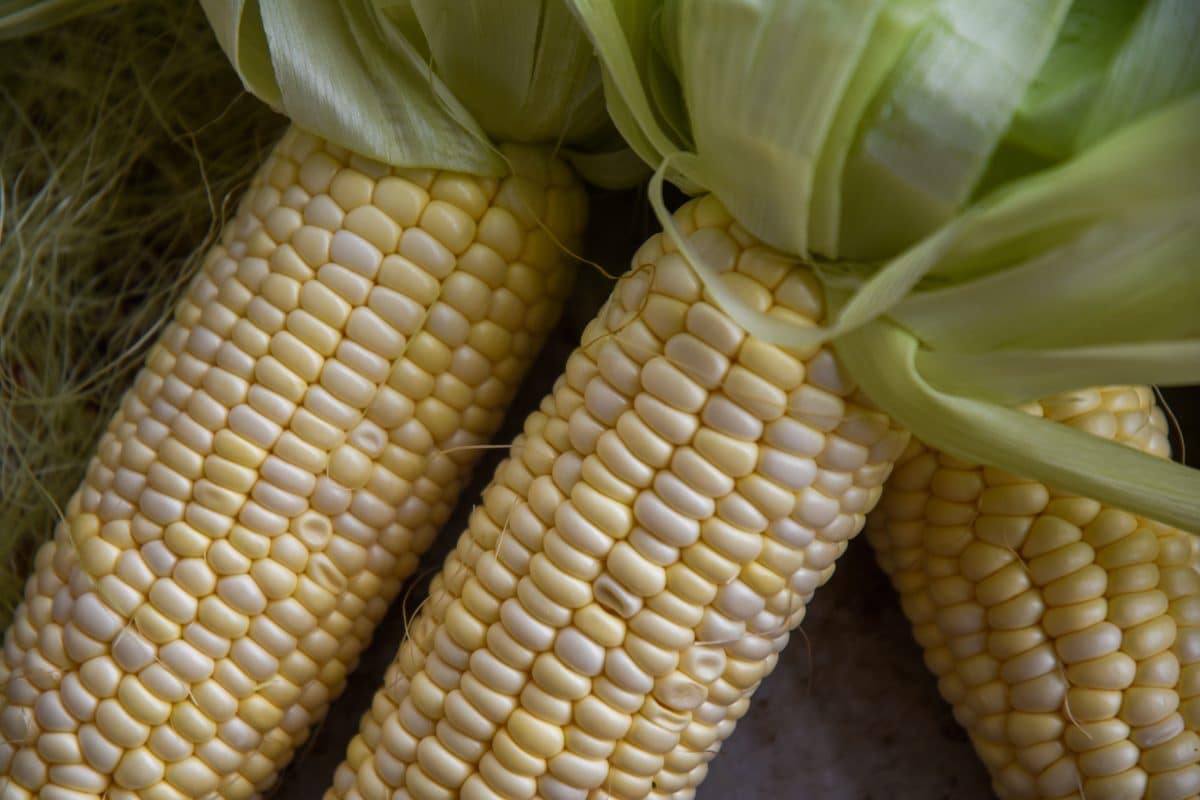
[0, 131, 584, 800]
[325, 195, 904, 800]
[867, 384, 1195, 800]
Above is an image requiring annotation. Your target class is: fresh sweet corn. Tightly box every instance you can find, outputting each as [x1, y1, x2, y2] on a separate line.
[867, 387, 1200, 800]
[0, 127, 584, 799]
[327, 195, 910, 800]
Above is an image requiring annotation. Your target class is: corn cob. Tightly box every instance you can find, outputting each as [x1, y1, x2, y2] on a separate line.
[0, 127, 584, 800]
[867, 387, 1200, 799]
[327, 195, 910, 800]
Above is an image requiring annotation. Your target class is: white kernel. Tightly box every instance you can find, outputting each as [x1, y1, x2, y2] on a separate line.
[72, 593, 125, 642]
[818, 434, 869, 471]
[596, 429, 656, 488]
[217, 575, 268, 615]
[33, 691, 75, 731]
[769, 516, 815, 548]
[593, 573, 644, 619]
[697, 609, 745, 645]
[642, 357, 708, 413]
[634, 491, 700, 547]
[59, 673, 99, 721]
[148, 579, 197, 624]
[654, 672, 707, 711]
[259, 456, 317, 497]
[793, 487, 840, 528]
[147, 723, 191, 762]
[229, 638, 278, 683]
[790, 385, 844, 432]
[142, 541, 179, 577]
[604, 648, 654, 693]
[114, 468, 148, 502]
[633, 393, 699, 445]
[247, 385, 296, 426]
[321, 360, 376, 408]
[629, 527, 680, 566]
[687, 302, 744, 356]
[228, 404, 282, 449]
[585, 378, 630, 426]
[701, 393, 763, 440]
[607, 541, 667, 597]
[716, 491, 768, 533]
[701, 517, 763, 563]
[228, 499, 283, 538]
[427, 303, 471, 348]
[805, 350, 854, 395]
[79, 724, 122, 773]
[665, 333, 730, 390]
[400, 228, 455, 278]
[653, 470, 714, 520]
[758, 446, 818, 490]
[159, 640, 214, 683]
[670, 447, 734, 498]
[554, 627, 605, 677]
[251, 479, 308, 517]
[681, 646, 727, 683]
[139, 488, 185, 525]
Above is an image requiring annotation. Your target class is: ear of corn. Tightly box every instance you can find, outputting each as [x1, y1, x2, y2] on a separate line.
[0, 127, 585, 799]
[326, 195, 910, 800]
[867, 387, 1200, 799]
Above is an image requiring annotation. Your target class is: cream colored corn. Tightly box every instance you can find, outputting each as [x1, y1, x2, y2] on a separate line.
[0, 128, 584, 800]
[867, 387, 1200, 800]
[327, 195, 910, 800]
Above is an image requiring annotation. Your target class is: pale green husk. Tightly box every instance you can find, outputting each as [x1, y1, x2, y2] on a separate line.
[200, 0, 645, 187]
[572, 0, 1200, 530]
[0, 0, 123, 39]
[0, 2, 284, 623]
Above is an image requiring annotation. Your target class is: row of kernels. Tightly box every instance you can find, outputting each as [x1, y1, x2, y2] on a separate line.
[866, 386, 1200, 799]
[216, 136, 585, 796]
[0, 133, 583, 799]
[332, 236, 681, 798]
[335, 402, 573, 795]
[329, 198, 906, 800]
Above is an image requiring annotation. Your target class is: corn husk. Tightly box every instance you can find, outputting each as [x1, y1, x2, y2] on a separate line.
[570, 0, 1200, 530]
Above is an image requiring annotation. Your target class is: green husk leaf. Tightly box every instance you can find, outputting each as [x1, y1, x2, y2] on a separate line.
[560, 143, 653, 190]
[1005, 0, 1144, 159]
[0, 0, 124, 39]
[573, 0, 1200, 529]
[835, 320, 1200, 531]
[649, 155, 971, 348]
[402, 0, 608, 146]
[808, 0, 936, 255]
[576, 0, 1074, 259]
[1079, 0, 1200, 147]
[1006, 0, 1200, 160]
[667, 0, 885, 257]
[894, 204, 1200, 352]
[573, 0, 698, 190]
[892, 93, 1200, 335]
[916, 341, 1200, 407]
[202, 0, 642, 179]
[202, 0, 281, 109]
[200, 0, 501, 174]
[390, 0, 641, 186]
[837, 0, 1070, 260]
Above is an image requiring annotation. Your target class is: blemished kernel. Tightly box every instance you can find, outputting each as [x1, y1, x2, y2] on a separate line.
[867, 384, 1196, 800]
[0, 134, 583, 799]
[325, 195, 907, 800]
